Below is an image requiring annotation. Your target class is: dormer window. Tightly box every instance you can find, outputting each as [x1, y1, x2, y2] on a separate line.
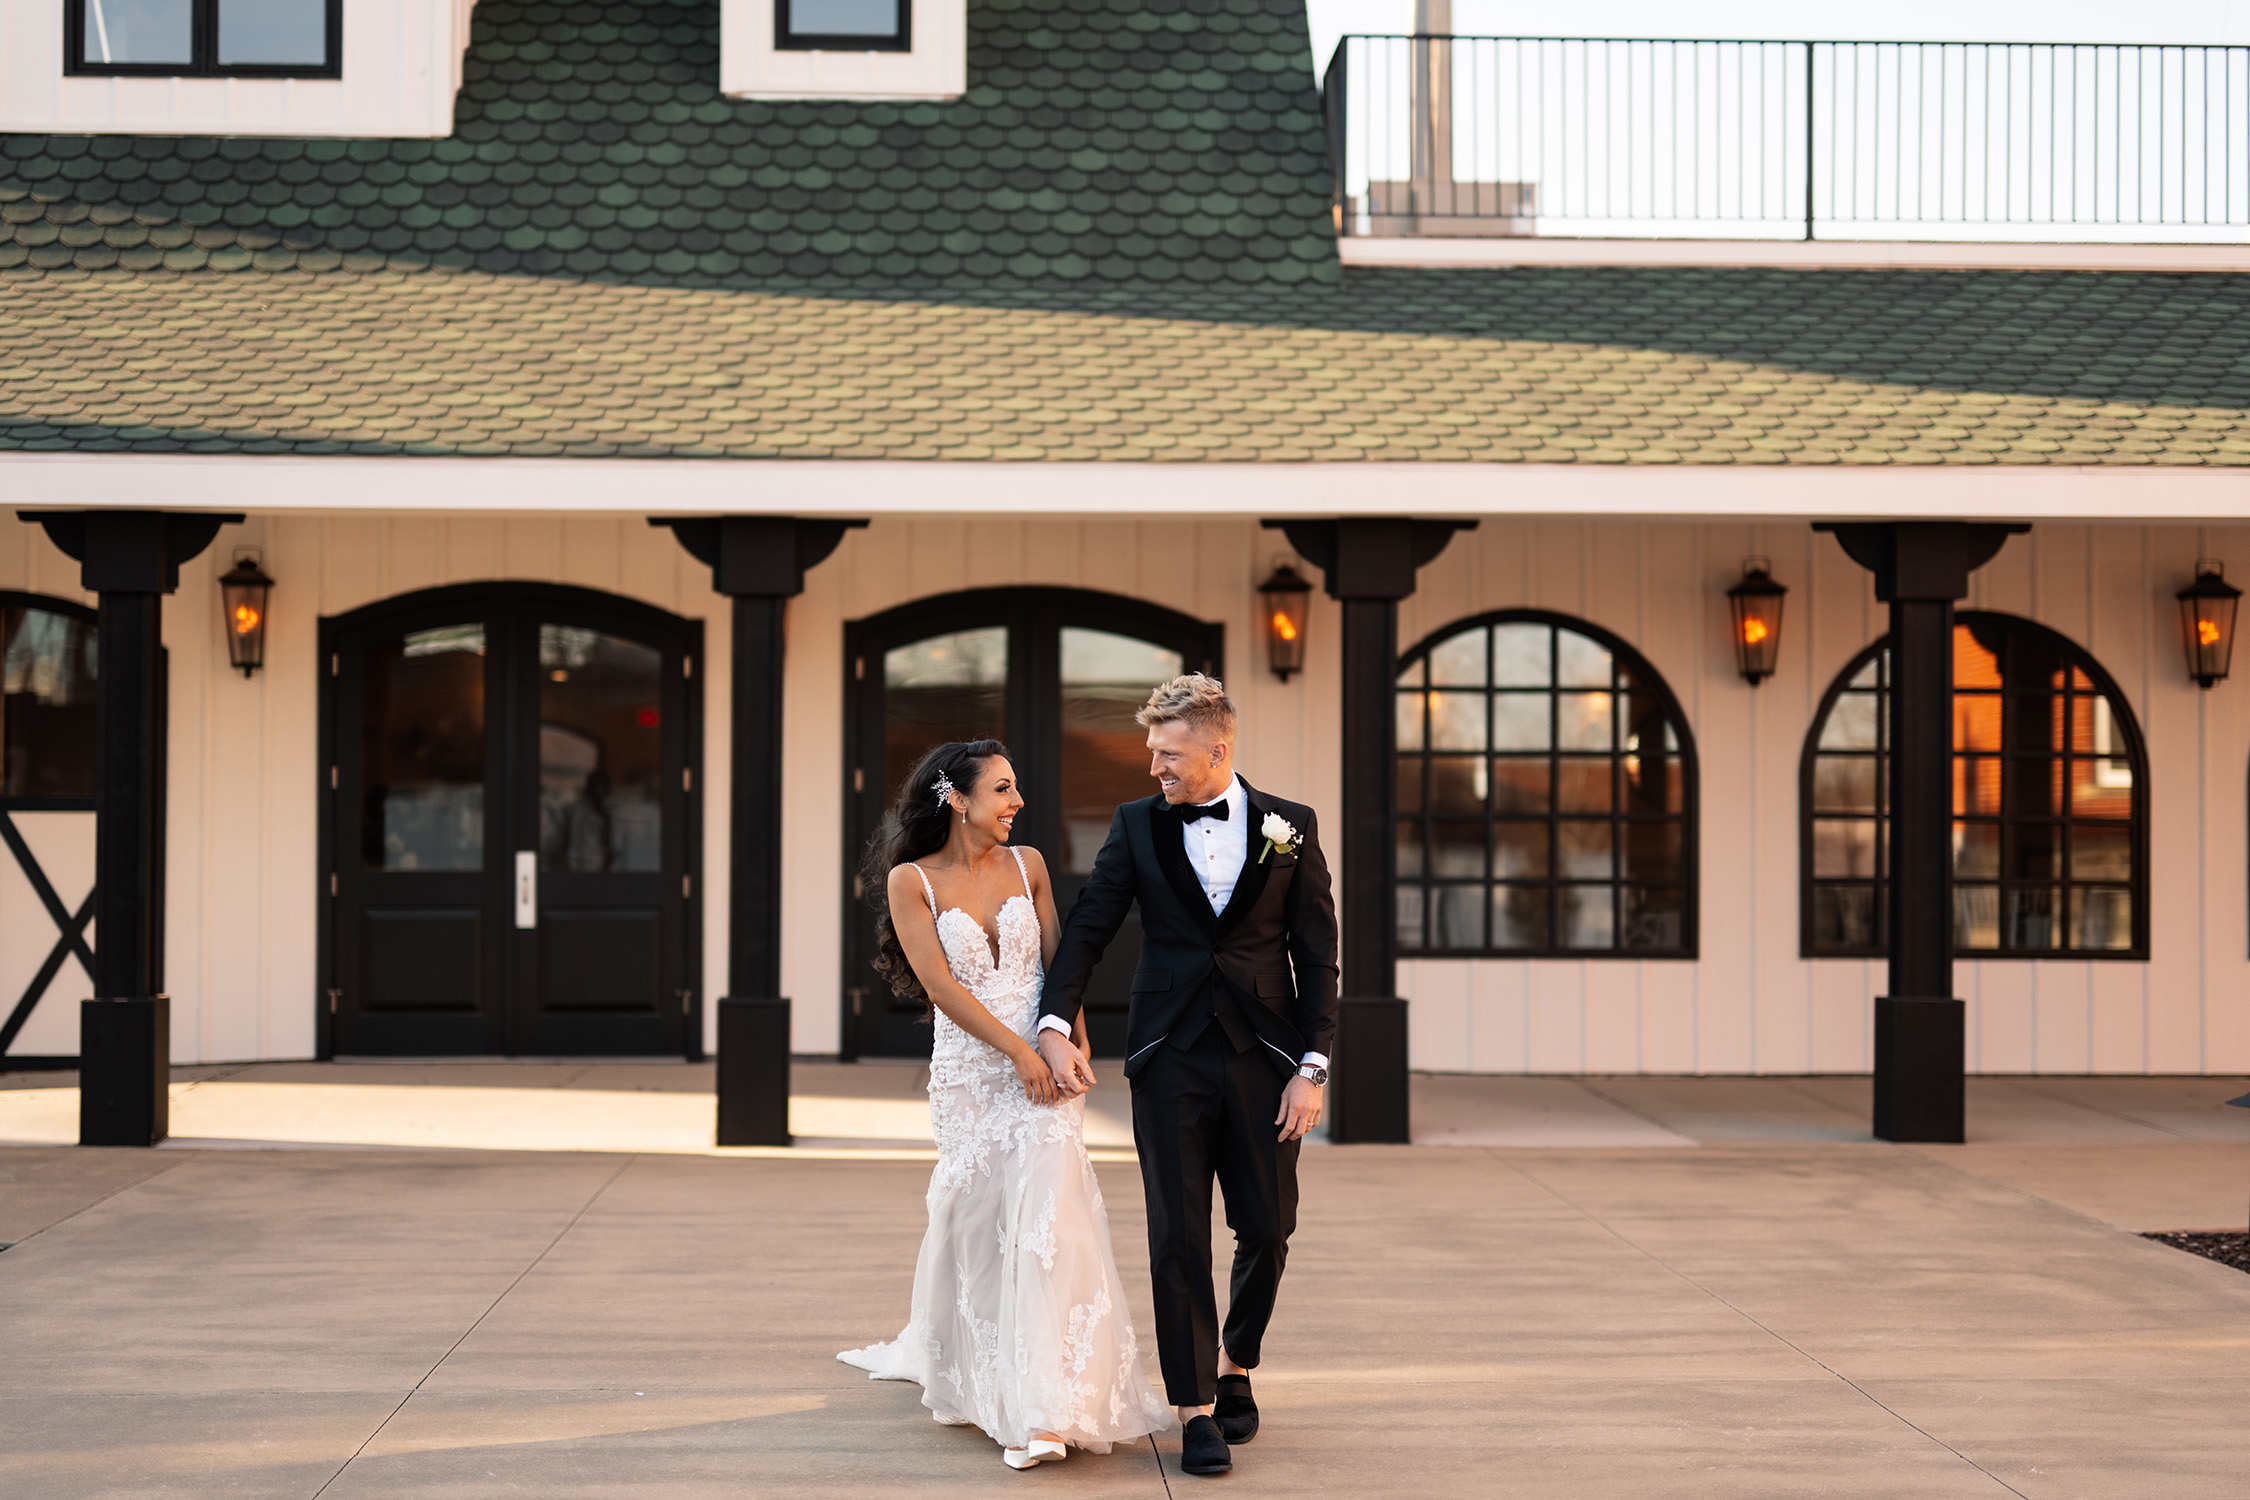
[722, 0, 961, 99]
[3, 0, 466, 136]
[776, 0, 908, 52]
[66, 0, 341, 78]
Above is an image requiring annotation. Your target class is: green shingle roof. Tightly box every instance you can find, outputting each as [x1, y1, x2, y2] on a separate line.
[0, 0, 1338, 286]
[3, 0, 2250, 463]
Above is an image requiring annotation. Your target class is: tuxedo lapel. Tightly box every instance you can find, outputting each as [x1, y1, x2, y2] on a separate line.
[1214, 779, 1275, 940]
[1150, 799, 1220, 937]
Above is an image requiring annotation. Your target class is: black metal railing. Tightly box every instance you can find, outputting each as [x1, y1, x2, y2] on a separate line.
[1324, 35, 2250, 240]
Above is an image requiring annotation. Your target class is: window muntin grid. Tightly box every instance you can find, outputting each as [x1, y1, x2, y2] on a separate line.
[1397, 613, 1695, 957]
[65, 0, 341, 78]
[1802, 613, 2146, 959]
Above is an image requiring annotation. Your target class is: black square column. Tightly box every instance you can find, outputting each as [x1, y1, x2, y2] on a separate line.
[655, 516, 864, 1147]
[1817, 522, 2024, 1143]
[1266, 517, 1473, 1144]
[20, 509, 239, 1147]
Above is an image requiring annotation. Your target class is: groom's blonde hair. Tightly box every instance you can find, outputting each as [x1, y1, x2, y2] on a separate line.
[1137, 673, 1237, 742]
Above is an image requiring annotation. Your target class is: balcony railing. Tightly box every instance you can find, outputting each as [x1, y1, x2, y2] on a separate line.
[1324, 36, 2250, 241]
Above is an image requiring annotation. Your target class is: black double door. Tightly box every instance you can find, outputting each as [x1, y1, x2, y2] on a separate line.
[323, 585, 700, 1057]
[844, 588, 1222, 1059]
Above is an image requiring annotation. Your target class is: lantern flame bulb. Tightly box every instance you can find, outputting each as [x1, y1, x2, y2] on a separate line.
[2198, 618, 2223, 647]
[1271, 611, 1298, 642]
[232, 602, 260, 635]
[1740, 618, 1769, 646]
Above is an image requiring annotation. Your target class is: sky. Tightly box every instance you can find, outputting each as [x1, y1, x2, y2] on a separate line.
[1303, 0, 2250, 78]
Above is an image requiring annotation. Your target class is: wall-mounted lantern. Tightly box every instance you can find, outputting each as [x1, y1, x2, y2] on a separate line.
[218, 552, 273, 678]
[2177, 559, 2241, 690]
[1258, 560, 1312, 681]
[1726, 557, 1787, 686]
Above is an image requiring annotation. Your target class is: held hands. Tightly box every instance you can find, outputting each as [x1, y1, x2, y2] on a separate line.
[1037, 1028, 1098, 1100]
[1275, 1073, 1324, 1142]
[1013, 1044, 1063, 1107]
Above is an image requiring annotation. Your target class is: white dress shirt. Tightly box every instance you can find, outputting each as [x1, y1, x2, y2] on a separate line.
[1184, 774, 1251, 913]
[1040, 774, 1326, 1071]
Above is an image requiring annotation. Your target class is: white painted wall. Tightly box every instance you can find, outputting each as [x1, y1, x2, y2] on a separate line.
[1397, 519, 2250, 1076]
[2, 514, 723, 1064]
[780, 518, 1341, 1053]
[4, 510, 2243, 1074]
[0, 0, 476, 137]
[0, 522, 94, 1057]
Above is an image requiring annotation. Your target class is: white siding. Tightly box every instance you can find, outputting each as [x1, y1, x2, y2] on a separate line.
[4, 511, 2243, 1074]
[781, 519, 1340, 1054]
[1398, 518, 2250, 1077]
[2, 515, 718, 1063]
[0, 522, 94, 1056]
[0, 0, 476, 137]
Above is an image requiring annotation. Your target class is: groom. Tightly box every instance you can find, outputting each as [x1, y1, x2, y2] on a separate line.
[1036, 673, 1338, 1477]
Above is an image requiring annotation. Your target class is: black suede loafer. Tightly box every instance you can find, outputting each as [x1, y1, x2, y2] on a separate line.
[1181, 1414, 1232, 1475]
[1213, 1373, 1259, 1443]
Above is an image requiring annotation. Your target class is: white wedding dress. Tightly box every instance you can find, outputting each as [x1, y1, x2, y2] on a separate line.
[838, 849, 1171, 1454]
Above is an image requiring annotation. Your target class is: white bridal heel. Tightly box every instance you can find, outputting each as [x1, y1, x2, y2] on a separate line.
[1003, 1439, 1069, 1469]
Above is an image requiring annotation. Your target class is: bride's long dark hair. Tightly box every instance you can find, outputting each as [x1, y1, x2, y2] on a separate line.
[859, 738, 1012, 1010]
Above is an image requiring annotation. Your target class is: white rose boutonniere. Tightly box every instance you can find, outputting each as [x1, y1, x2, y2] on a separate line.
[1258, 811, 1299, 864]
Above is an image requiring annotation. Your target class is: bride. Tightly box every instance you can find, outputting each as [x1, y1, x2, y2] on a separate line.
[839, 739, 1171, 1469]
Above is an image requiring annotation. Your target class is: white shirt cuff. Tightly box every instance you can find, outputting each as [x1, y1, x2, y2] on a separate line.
[1036, 1013, 1075, 1038]
[1300, 1052, 1328, 1070]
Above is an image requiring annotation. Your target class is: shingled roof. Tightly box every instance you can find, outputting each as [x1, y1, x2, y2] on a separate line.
[4, 0, 2250, 463]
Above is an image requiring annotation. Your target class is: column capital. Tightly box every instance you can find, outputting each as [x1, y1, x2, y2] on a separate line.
[1815, 521, 2027, 602]
[651, 515, 867, 598]
[20, 509, 242, 595]
[1261, 517, 1476, 601]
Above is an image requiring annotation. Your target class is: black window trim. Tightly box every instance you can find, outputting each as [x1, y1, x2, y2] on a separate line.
[1395, 607, 1700, 961]
[774, 0, 912, 53]
[64, 0, 343, 80]
[1798, 610, 2151, 962]
[0, 590, 99, 814]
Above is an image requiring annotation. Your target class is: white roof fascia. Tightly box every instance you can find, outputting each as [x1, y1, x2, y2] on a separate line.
[1342, 239, 2250, 274]
[2, 453, 2247, 521]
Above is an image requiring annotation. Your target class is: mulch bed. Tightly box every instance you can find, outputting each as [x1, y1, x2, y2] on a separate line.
[2143, 1231, 2250, 1274]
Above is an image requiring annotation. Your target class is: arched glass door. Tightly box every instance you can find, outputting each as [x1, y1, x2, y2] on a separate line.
[322, 585, 701, 1057]
[844, 589, 1223, 1059]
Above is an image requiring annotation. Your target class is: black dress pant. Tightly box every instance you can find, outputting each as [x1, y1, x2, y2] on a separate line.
[1130, 1022, 1300, 1406]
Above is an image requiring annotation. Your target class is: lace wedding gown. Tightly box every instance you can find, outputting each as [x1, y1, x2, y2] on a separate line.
[838, 850, 1171, 1454]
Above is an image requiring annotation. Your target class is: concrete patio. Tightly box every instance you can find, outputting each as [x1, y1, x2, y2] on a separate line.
[3, 1065, 2249, 1497]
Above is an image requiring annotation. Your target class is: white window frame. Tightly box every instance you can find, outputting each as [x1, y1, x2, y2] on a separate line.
[0, 0, 477, 137]
[721, 0, 963, 101]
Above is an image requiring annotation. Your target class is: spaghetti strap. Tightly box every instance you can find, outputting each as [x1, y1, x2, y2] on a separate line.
[905, 862, 939, 919]
[1007, 846, 1032, 900]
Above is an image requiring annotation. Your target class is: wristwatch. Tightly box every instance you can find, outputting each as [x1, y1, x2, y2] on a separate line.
[1297, 1063, 1328, 1087]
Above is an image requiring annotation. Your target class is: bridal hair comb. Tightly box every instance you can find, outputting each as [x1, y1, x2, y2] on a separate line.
[932, 770, 957, 808]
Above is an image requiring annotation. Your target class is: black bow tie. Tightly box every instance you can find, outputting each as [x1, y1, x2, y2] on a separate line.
[1180, 800, 1230, 824]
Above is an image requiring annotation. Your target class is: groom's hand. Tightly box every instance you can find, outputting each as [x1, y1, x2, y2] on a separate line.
[1038, 1029, 1097, 1097]
[1276, 1075, 1323, 1142]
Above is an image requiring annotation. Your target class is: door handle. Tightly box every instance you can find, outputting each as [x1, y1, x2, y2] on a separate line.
[515, 851, 537, 929]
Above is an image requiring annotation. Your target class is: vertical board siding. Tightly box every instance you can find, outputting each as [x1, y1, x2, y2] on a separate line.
[2, 513, 2242, 1072]
[0, 811, 96, 1054]
[782, 519, 1341, 1056]
[1397, 519, 2243, 1077]
[1, 515, 725, 1064]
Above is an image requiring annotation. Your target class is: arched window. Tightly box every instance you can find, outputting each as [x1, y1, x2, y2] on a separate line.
[1395, 611, 1697, 956]
[1802, 612, 2147, 959]
[1, 592, 98, 807]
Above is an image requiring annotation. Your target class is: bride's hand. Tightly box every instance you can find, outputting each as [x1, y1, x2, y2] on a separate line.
[1013, 1046, 1061, 1107]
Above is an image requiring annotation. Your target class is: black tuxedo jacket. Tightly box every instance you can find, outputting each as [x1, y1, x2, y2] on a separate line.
[1040, 778, 1339, 1079]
